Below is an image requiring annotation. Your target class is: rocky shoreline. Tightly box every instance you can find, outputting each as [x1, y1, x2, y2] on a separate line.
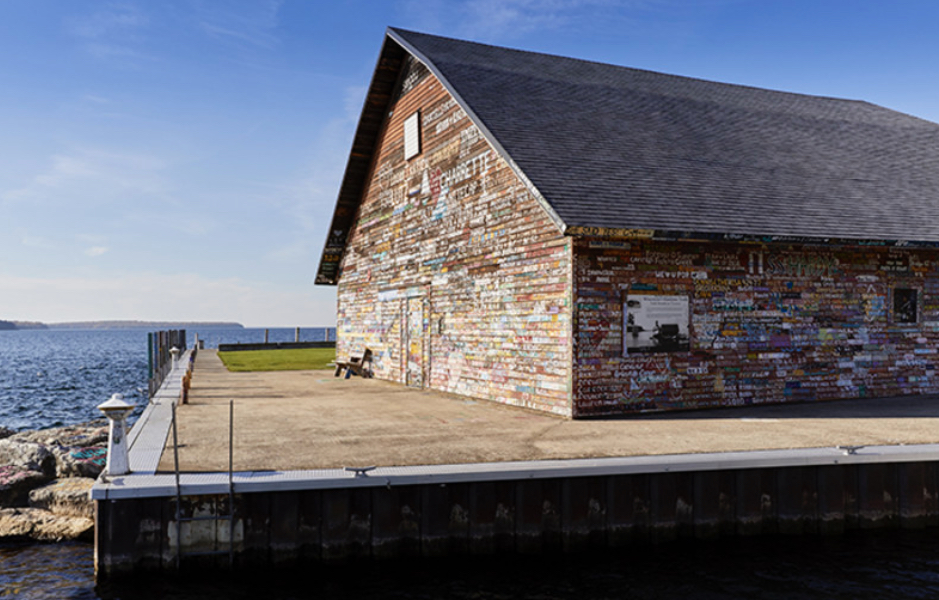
[0, 420, 109, 542]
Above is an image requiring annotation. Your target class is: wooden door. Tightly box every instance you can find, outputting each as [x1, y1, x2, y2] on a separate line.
[405, 296, 426, 388]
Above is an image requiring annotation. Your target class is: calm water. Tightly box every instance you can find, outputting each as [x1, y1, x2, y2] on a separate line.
[0, 327, 334, 432]
[5, 533, 939, 599]
[4, 329, 939, 598]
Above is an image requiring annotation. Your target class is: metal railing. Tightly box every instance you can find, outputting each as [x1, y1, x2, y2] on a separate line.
[148, 329, 187, 398]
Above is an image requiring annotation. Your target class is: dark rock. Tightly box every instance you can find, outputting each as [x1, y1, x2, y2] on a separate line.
[0, 507, 94, 542]
[0, 426, 14, 440]
[0, 440, 55, 477]
[29, 478, 96, 519]
[0, 421, 110, 541]
[50, 445, 107, 479]
[0, 467, 51, 507]
[9, 420, 108, 447]
[7, 421, 109, 479]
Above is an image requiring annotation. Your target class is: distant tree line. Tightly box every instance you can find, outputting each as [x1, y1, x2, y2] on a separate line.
[0, 320, 48, 330]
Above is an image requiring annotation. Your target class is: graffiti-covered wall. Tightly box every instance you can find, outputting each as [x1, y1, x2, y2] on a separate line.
[573, 238, 939, 416]
[337, 58, 573, 415]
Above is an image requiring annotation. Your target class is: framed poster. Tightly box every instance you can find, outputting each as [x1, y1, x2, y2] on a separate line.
[624, 294, 690, 354]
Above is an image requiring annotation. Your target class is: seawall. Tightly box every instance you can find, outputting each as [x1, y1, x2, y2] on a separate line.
[94, 448, 939, 576]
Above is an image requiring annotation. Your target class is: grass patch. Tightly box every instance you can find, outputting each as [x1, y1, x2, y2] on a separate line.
[218, 347, 336, 372]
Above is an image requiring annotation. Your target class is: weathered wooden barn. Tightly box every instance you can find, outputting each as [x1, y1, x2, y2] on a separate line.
[317, 28, 939, 418]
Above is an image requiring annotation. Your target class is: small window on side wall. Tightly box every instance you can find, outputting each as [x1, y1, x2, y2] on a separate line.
[404, 111, 421, 160]
[893, 288, 918, 324]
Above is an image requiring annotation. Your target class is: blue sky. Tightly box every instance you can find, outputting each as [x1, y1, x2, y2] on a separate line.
[2, 1, 938, 327]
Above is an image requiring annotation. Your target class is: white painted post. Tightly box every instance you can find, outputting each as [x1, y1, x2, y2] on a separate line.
[170, 346, 180, 370]
[98, 393, 134, 477]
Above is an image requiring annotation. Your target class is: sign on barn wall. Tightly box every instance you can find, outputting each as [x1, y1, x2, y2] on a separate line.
[623, 294, 690, 354]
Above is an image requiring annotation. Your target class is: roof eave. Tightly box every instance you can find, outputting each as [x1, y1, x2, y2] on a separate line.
[565, 225, 939, 248]
[314, 33, 407, 286]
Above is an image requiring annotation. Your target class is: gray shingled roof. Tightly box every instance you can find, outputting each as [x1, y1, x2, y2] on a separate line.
[390, 28, 939, 243]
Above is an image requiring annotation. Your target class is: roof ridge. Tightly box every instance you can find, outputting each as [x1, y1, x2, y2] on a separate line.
[387, 27, 868, 107]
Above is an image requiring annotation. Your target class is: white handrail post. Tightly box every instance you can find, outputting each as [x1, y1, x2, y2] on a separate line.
[98, 393, 134, 476]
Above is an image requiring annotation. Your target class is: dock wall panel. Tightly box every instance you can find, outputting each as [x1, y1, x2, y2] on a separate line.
[371, 486, 422, 559]
[692, 470, 722, 540]
[420, 482, 470, 557]
[468, 480, 516, 555]
[515, 478, 562, 555]
[297, 490, 323, 562]
[561, 476, 607, 552]
[735, 468, 777, 536]
[96, 460, 939, 579]
[816, 465, 846, 535]
[858, 463, 900, 529]
[270, 491, 301, 566]
[606, 473, 652, 546]
[239, 492, 271, 566]
[321, 487, 371, 562]
[776, 467, 818, 535]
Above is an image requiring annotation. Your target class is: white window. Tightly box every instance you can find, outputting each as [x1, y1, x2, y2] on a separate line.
[404, 111, 421, 160]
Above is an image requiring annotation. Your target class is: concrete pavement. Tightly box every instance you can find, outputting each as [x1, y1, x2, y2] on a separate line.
[157, 349, 939, 473]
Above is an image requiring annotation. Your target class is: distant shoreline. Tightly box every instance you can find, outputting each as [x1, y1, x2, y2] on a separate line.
[0, 320, 245, 331]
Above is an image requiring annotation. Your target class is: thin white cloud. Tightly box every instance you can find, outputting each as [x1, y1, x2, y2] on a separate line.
[249, 106, 356, 242]
[266, 240, 310, 262]
[34, 154, 99, 186]
[6, 147, 169, 205]
[84, 246, 109, 257]
[71, 3, 149, 39]
[194, 0, 284, 50]
[398, 0, 705, 42]
[77, 233, 107, 244]
[398, 0, 598, 39]
[83, 42, 153, 63]
[69, 2, 153, 65]
[344, 85, 369, 122]
[81, 94, 112, 105]
[19, 232, 56, 250]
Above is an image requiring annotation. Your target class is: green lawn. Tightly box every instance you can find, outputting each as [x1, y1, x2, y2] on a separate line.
[217, 347, 336, 372]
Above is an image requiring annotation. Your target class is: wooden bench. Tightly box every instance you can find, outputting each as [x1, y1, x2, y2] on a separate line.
[334, 348, 373, 379]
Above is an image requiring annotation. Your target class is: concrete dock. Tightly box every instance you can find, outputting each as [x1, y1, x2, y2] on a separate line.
[92, 348, 939, 579]
[162, 349, 939, 473]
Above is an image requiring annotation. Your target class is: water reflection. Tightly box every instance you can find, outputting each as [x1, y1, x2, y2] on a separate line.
[0, 541, 98, 600]
[6, 531, 939, 599]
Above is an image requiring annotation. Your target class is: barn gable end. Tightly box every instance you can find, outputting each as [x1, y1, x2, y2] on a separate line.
[334, 52, 572, 415]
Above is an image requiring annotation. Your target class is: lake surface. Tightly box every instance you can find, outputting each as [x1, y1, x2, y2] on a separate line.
[4, 328, 939, 598]
[6, 532, 939, 599]
[0, 327, 333, 432]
